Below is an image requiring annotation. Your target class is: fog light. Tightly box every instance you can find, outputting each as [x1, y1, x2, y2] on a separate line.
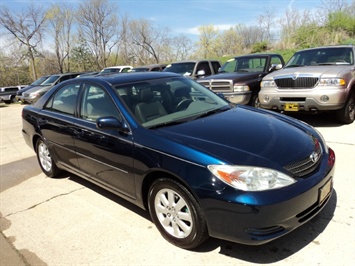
[320, 95, 329, 102]
[264, 96, 270, 102]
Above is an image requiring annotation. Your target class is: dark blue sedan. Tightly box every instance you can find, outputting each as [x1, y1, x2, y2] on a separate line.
[22, 72, 335, 249]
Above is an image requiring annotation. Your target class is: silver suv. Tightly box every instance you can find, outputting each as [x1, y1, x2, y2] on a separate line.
[259, 45, 355, 124]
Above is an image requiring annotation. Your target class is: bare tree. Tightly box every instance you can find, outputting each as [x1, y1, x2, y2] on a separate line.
[234, 24, 265, 49]
[278, 8, 313, 49]
[0, 4, 47, 80]
[257, 7, 276, 43]
[321, 0, 347, 12]
[76, 0, 120, 69]
[47, 4, 74, 73]
[128, 18, 170, 65]
[170, 35, 194, 61]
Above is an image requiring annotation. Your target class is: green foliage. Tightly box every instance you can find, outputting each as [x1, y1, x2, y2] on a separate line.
[326, 11, 355, 37]
[251, 42, 268, 53]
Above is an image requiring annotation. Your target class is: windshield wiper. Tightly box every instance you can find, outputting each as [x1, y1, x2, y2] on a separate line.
[285, 64, 305, 68]
[192, 106, 230, 120]
[146, 119, 190, 129]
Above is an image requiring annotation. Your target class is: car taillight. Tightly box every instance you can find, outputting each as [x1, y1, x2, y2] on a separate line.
[327, 147, 335, 168]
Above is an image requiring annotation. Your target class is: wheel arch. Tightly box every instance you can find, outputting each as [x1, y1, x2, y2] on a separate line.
[141, 169, 200, 211]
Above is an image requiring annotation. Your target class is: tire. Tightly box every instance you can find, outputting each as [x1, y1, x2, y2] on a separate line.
[336, 92, 355, 124]
[250, 94, 260, 108]
[36, 138, 60, 178]
[148, 178, 209, 249]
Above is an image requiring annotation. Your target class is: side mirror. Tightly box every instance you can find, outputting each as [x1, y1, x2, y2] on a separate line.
[196, 70, 206, 77]
[96, 116, 130, 133]
[269, 64, 283, 72]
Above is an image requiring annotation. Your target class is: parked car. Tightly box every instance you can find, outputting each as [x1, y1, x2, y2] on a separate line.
[0, 85, 26, 104]
[98, 65, 133, 75]
[129, 64, 167, 72]
[16, 75, 50, 103]
[163, 59, 221, 79]
[76, 71, 99, 77]
[22, 72, 335, 249]
[259, 45, 355, 124]
[21, 72, 82, 104]
[197, 54, 284, 107]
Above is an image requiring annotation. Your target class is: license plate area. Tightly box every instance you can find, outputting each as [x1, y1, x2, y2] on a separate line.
[318, 179, 333, 206]
[284, 103, 299, 111]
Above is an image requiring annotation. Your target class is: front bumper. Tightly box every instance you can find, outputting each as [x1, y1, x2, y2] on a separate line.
[259, 86, 347, 111]
[200, 160, 335, 245]
[220, 91, 251, 104]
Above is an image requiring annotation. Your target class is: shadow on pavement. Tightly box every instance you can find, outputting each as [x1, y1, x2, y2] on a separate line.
[64, 170, 336, 263]
[67, 173, 150, 220]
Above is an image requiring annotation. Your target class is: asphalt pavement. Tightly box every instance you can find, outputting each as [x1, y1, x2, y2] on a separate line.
[1, 103, 354, 265]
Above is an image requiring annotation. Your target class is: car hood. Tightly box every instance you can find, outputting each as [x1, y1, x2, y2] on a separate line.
[155, 106, 318, 170]
[269, 65, 351, 78]
[25, 85, 52, 93]
[198, 72, 263, 82]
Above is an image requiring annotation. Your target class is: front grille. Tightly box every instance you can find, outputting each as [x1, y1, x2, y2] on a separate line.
[275, 77, 319, 88]
[284, 138, 322, 177]
[24, 93, 29, 97]
[245, 226, 284, 237]
[198, 80, 233, 92]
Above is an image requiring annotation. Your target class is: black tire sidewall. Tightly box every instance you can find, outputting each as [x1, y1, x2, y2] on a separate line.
[336, 92, 355, 124]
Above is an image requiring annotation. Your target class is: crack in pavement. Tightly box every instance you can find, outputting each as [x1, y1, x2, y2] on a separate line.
[1, 187, 85, 218]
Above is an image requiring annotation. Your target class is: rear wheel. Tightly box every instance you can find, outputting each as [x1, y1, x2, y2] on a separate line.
[36, 138, 60, 178]
[148, 178, 209, 249]
[336, 92, 354, 124]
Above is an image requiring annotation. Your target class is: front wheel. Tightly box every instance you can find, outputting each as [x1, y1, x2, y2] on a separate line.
[148, 178, 208, 249]
[36, 138, 60, 178]
[336, 92, 354, 124]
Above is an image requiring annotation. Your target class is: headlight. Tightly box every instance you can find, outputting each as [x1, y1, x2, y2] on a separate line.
[233, 85, 249, 92]
[260, 79, 276, 88]
[319, 78, 345, 86]
[208, 165, 296, 191]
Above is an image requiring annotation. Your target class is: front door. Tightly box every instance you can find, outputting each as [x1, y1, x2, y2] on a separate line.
[73, 82, 136, 198]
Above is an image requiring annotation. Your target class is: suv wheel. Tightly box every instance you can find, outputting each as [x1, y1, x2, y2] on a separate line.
[336, 92, 354, 124]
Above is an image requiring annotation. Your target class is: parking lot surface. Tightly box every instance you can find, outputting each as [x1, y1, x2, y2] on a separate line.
[1, 103, 354, 265]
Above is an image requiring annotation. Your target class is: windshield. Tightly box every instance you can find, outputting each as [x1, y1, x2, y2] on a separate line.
[114, 76, 231, 128]
[285, 47, 354, 67]
[101, 68, 122, 74]
[41, 75, 60, 86]
[219, 57, 267, 73]
[31, 76, 49, 86]
[163, 62, 196, 76]
[130, 68, 149, 72]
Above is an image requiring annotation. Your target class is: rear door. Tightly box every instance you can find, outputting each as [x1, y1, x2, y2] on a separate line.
[73, 82, 136, 198]
[39, 82, 81, 171]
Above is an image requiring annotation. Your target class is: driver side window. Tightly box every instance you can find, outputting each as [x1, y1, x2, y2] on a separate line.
[80, 84, 119, 121]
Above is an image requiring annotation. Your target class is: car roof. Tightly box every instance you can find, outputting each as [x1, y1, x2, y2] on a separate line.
[297, 45, 354, 52]
[78, 71, 181, 85]
[103, 65, 133, 69]
[132, 64, 167, 69]
[170, 59, 220, 64]
[233, 53, 282, 58]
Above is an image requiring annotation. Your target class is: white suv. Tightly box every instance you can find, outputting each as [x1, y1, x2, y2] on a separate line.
[99, 65, 133, 75]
